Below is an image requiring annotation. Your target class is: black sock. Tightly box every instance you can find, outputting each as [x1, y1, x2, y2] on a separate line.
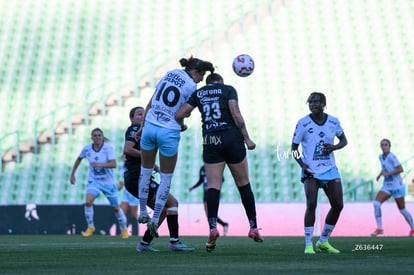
[238, 184, 258, 228]
[217, 217, 227, 226]
[207, 188, 220, 229]
[167, 214, 179, 242]
[142, 229, 154, 244]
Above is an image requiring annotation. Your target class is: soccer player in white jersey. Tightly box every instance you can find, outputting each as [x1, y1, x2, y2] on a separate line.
[137, 56, 215, 237]
[371, 138, 414, 237]
[291, 92, 348, 254]
[70, 128, 128, 238]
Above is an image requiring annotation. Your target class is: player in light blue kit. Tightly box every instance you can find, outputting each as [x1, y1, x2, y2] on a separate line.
[137, 56, 214, 238]
[291, 92, 348, 254]
[371, 138, 414, 237]
[70, 128, 128, 238]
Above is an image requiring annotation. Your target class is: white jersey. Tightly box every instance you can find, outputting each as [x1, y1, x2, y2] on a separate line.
[292, 114, 344, 174]
[379, 152, 403, 189]
[145, 69, 196, 130]
[79, 142, 116, 184]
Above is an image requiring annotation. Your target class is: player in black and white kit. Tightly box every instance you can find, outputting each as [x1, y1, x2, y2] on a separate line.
[189, 164, 229, 236]
[123, 106, 194, 252]
[291, 92, 348, 254]
[176, 73, 263, 252]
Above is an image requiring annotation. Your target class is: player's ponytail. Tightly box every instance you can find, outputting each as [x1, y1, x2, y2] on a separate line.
[180, 56, 214, 74]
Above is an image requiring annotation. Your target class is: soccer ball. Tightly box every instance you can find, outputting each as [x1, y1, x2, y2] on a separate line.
[232, 54, 255, 77]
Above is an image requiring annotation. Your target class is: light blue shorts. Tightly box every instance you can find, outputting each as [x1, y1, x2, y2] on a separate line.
[381, 185, 405, 198]
[140, 121, 181, 157]
[86, 181, 120, 207]
[122, 189, 139, 206]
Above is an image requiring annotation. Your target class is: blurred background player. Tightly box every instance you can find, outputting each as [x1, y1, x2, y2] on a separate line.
[137, 56, 215, 238]
[371, 138, 414, 237]
[123, 106, 194, 251]
[176, 73, 263, 252]
[189, 163, 229, 236]
[118, 155, 139, 236]
[291, 92, 348, 254]
[70, 128, 128, 239]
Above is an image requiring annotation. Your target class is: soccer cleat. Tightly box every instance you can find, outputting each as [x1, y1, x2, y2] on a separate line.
[370, 228, 384, 237]
[136, 243, 160, 252]
[409, 229, 414, 237]
[248, 228, 264, 243]
[147, 220, 159, 238]
[223, 223, 229, 236]
[304, 245, 316, 254]
[168, 241, 195, 252]
[315, 240, 340, 254]
[138, 212, 151, 224]
[205, 228, 220, 252]
[82, 226, 95, 237]
[121, 229, 129, 239]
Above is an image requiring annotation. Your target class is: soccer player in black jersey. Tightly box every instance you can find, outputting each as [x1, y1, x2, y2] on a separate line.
[189, 164, 229, 236]
[123, 106, 194, 252]
[176, 73, 263, 252]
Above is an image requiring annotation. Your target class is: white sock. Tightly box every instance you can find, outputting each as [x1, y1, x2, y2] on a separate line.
[115, 208, 127, 230]
[138, 167, 153, 215]
[84, 205, 94, 228]
[152, 172, 172, 225]
[320, 224, 335, 242]
[373, 200, 382, 229]
[400, 208, 414, 230]
[304, 226, 314, 246]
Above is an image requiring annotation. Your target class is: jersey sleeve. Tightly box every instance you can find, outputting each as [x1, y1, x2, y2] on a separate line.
[186, 92, 198, 107]
[227, 85, 238, 101]
[335, 118, 344, 137]
[125, 126, 139, 142]
[390, 153, 401, 168]
[78, 145, 88, 159]
[292, 120, 305, 144]
[107, 144, 116, 161]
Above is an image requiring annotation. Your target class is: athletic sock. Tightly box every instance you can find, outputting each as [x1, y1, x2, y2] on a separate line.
[115, 208, 127, 230]
[304, 226, 314, 246]
[167, 214, 179, 240]
[237, 184, 258, 228]
[152, 172, 172, 225]
[141, 230, 154, 244]
[320, 223, 335, 242]
[207, 188, 220, 230]
[373, 200, 383, 229]
[84, 205, 94, 227]
[217, 217, 226, 226]
[138, 167, 153, 215]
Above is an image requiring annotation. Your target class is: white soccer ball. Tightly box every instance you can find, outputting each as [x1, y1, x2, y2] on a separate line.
[232, 54, 255, 77]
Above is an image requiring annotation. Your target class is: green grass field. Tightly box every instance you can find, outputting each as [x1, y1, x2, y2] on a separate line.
[0, 235, 412, 274]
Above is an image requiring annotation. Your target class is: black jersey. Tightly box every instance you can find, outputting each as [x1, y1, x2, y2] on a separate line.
[124, 124, 141, 171]
[187, 83, 238, 134]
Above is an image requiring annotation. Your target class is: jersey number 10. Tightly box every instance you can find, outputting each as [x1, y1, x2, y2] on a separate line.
[155, 82, 180, 107]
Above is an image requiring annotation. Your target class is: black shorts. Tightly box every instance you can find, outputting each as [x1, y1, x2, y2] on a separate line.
[203, 128, 246, 164]
[124, 169, 158, 201]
